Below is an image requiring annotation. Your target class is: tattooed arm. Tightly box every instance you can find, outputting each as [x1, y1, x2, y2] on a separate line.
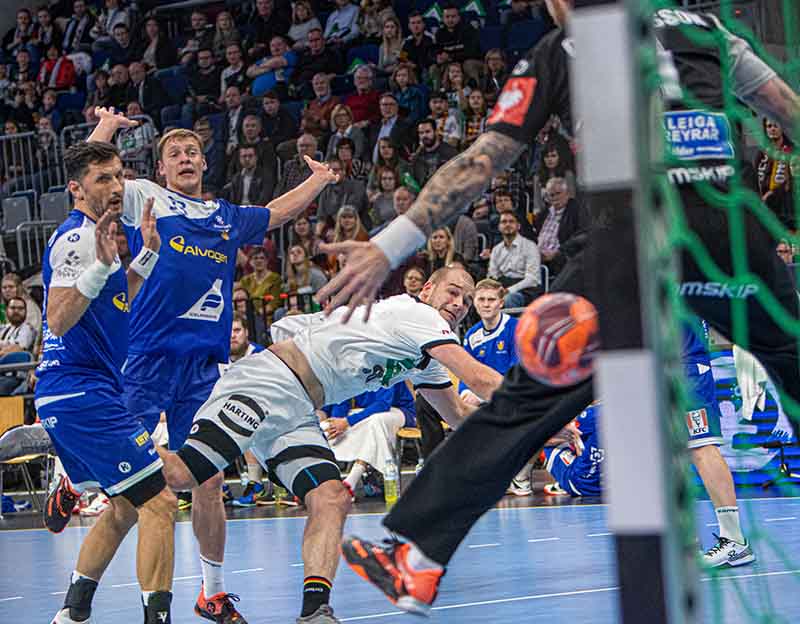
[403, 131, 527, 236]
[742, 76, 800, 144]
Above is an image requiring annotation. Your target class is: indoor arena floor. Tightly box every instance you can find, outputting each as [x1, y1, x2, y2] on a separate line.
[1, 490, 800, 623]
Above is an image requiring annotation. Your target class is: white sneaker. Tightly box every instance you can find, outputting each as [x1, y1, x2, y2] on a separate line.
[543, 482, 569, 496]
[52, 607, 92, 623]
[506, 478, 533, 496]
[702, 534, 755, 568]
[79, 494, 110, 517]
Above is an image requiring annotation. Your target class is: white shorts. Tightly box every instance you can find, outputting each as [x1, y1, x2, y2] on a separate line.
[177, 349, 341, 499]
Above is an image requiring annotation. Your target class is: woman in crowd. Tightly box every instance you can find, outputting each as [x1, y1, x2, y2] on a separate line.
[442, 62, 471, 119]
[367, 138, 410, 188]
[461, 90, 488, 150]
[326, 104, 368, 161]
[37, 43, 76, 91]
[479, 49, 509, 105]
[422, 226, 462, 276]
[402, 266, 426, 297]
[532, 138, 576, 216]
[327, 205, 370, 275]
[134, 17, 177, 70]
[359, 0, 397, 42]
[289, 215, 322, 260]
[391, 64, 427, 125]
[368, 166, 399, 229]
[84, 69, 112, 113]
[756, 118, 795, 231]
[288, 0, 322, 51]
[284, 244, 329, 295]
[377, 16, 403, 75]
[212, 11, 240, 61]
[336, 137, 371, 182]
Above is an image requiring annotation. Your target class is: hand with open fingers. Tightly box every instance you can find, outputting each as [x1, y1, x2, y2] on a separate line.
[95, 210, 119, 267]
[94, 106, 139, 129]
[304, 155, 339, 184]
[325, 418, 349, 441]
[316, 240, 391, 322]
[140, 197, 161, 252]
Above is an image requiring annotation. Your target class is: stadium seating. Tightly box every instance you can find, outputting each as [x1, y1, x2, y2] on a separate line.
[2, 197, 32, 233]
[39, 192, 71, 223]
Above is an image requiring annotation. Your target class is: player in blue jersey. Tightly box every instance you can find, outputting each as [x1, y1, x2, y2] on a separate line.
[37, 142, 178, 624]
[76, 107, 338, 624]
[544, 404, 603, 497]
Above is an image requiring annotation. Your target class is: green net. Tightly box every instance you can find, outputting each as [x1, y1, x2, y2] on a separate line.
[634, 1, 800, 621]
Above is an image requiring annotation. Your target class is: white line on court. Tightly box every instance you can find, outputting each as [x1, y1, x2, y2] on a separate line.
[763, 517, 796, 522]
[587, 532, 612, 537]
[290, 563, 304, 567]
[528, 537, 560, 543]
[467, 543, 500, 549]
[0, 597, 23, 602]
[231, 568, 264, 574]
[701, 569, 800, 582]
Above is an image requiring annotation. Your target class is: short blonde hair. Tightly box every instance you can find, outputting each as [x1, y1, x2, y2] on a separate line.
[475, 278, 506, 296]
[157, 128, 203, 160]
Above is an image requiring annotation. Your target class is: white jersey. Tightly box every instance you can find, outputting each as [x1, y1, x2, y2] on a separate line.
[273, 294, 459, 405]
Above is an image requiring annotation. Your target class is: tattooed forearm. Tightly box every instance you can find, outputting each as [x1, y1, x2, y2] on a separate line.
[744, 76, 800, 144]
[406, 131, 527, 235]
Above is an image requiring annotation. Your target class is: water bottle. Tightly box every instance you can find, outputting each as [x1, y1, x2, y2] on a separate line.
[414, 459, 424, 477]
[384, 459, 398, 508]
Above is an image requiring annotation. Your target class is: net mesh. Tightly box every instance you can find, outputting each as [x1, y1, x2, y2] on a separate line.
[635, 1, 800, 621]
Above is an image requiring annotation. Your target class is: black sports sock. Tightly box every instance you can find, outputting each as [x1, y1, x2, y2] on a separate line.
[143, 590, 172, 624]
[301, 576, 332, 617]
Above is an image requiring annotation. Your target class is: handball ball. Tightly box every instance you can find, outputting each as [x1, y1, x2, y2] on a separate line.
[515, 293, 600, 386]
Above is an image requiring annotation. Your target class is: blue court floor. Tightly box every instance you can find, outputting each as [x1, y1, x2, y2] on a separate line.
[1, 496, 799, 623]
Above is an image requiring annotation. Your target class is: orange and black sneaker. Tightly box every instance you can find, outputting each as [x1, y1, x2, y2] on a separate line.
[194, 585, 247, 623]
[44, 475, 80, 533]
[341, 536, 444, 617]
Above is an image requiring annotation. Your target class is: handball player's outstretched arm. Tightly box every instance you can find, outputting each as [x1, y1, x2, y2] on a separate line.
[316, 130, 527, 320]
[86, 107, 139, 142]
[265, 156, 339, 228]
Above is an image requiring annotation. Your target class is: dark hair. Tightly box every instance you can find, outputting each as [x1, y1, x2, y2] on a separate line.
[197, 47, 214, 56]
[7, 296, 26, 310]
[112, 22, 128, 31]
[408, 10, 423, 19]
[537, 137, 573, 182]
[64, 141, 120, 183]
[417, 118, 436, 132]
[263, 90, 280, 100]
[336, 137, 355, 152]
[441, 3, 460, 13]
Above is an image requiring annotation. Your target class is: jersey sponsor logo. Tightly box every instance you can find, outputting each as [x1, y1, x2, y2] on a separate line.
[118, 461, 132, 474]
[678, 281, 758, 299]
[168, 235, 228, 264]
[36, 358, 61, 371]
[219, 395, 266, 436]
[67, 232, 80, 243]
[41, 416, 58, 429]
[496, 340, 505, 352]
[511, 59, 529, 76]
[65, 250, 82, 267]
[178, 278, 225, 322]
[667, 165, 735, 185]
[686, 408, 710, 436]
[53, 265, 82, 282]
[112, 292, 130, 312]
[487, 78, 537, 127]
[559, 449, 575, 466]
[664, 111, 735, 161]
[41, 327, 64, 353]
[652, 8, 710, 29]
[131, 430, 151, 447]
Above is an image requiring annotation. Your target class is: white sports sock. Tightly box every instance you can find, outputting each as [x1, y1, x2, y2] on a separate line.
[345, 462, 367, 491]
[405, 543, 444, 572]
[716, 506, 744, 544]
[513, 463, 531, 483]
[141, 591, 153, 605]
[71, 570, 97, 585]
[247, 462, 264, 484]
[200, 555, 225, 597]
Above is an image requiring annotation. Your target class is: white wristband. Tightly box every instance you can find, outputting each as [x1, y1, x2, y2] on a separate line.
[372, 215, 428, 270]
[130, 247, 159, 279]
[76, 259, 116, 300]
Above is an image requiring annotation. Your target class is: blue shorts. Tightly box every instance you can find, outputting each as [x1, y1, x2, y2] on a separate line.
[36, 384, 162, 496]
[684, 360, 724, 449]
[544, 444, 603, 497]
[124, 353, 220, 450]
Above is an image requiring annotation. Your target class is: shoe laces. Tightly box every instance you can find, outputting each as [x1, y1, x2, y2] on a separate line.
[705, 533, 732, 556]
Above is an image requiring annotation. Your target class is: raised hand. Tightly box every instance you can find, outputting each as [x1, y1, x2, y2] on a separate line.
[94, 106, 139, 129]
[303, 155, 339, 185]
[94, 209, 119, 268]
[140, 198, 161, 253]
[316, 240, 391, 322]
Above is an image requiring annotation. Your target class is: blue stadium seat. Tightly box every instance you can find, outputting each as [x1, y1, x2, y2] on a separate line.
[507, 18, 549, 52]
[480, 25, 504, 53]
[56, 92, 86, 113]
[11, 191, 37, 218]
[91, 50, 110, 70]
[154, 66, 188, 106]
[346, 44, 380, 67]
[2, 197, 32, 233]
[40, 192, 71, 223]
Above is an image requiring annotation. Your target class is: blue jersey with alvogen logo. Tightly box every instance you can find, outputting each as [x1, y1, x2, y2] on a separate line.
[122, 179, 271, 362]
[37, 210, 129, 393]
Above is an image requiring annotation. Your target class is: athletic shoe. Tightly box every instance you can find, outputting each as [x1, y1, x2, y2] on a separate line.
[143, 590, 172, 624]
[702, 534, 755, 568]
[506, 477, 532, 496]
[44, 475, 80, 533]
[177, 492, 192, 512]
[79, 494, 110, 517]
[232, 481, 266, 508]
[543, 482, 569, 496]
[221, 483, 233, 505]
[296, 605, 341, 623]
[194, 585, 247, 623]
[51, 577, 98, 623]
[341, 536, 444, 616]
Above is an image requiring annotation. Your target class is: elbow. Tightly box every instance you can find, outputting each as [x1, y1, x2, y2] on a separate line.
[47, 318, 65, 338]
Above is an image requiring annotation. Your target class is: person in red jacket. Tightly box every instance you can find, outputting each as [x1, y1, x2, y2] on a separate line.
[37, 43, 77, 91]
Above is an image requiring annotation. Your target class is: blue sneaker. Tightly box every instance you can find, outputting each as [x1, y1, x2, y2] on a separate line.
[221, 483, 233, 505]
[232, 482, 266, 507]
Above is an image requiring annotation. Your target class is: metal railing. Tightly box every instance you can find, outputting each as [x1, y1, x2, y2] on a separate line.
[15, 221, 58, 270]
[0, 130, 64, 198]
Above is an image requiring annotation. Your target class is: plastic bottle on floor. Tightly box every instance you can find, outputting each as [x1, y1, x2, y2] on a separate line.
[384, 459, 398, 508]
